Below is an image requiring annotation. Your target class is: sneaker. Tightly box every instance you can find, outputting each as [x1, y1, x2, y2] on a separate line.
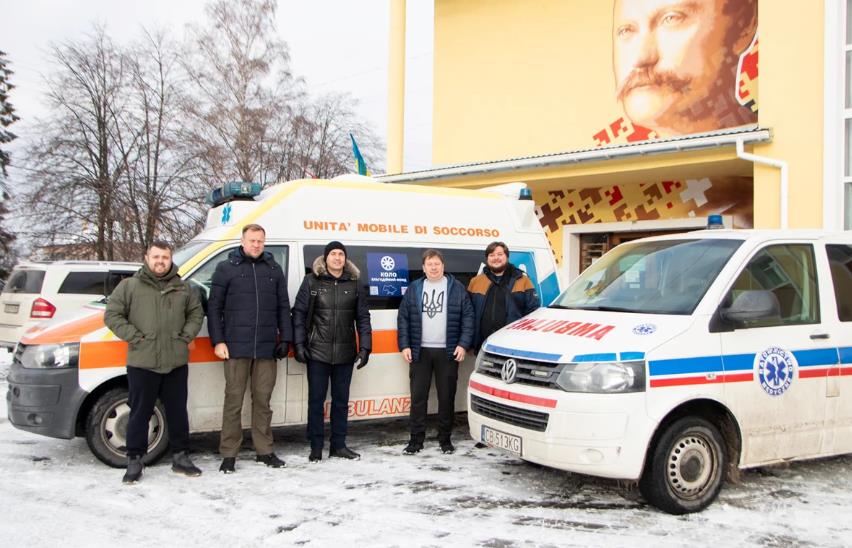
[439, 440, 455, 454]
[256, 453, 286, 468]
[403, 439, 424, 455]
[172, 451, 202, 477]
[122, 456, 144, 484]
[309, 447, 323, 463]
[219, 457, 236, 474]
[329, 447, 360, 460]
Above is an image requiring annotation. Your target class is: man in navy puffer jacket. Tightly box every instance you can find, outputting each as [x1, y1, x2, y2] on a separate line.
[208, 224, 293, 474]
[397, 249, 473, 455]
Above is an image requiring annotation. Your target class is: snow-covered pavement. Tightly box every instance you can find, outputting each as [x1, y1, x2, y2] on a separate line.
[1, 359, 849, 547]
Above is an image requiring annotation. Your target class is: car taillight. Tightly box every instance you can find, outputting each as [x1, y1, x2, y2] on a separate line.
[31, 298, 56, 319]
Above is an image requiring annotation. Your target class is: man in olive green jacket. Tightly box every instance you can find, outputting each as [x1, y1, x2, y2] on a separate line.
[105, 241, 204, 484]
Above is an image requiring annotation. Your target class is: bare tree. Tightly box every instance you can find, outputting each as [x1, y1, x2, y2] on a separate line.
[20, 27, 133, 260]
[118, 30, 207, 257]
[180, 0, 301, 188]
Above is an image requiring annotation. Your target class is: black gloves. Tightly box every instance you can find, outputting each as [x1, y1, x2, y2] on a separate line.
[294, 343, 311, 364]
[355, 348, 371, 369]
[274, 342, 289, 360]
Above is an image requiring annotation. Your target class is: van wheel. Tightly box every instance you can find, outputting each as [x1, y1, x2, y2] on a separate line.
[85, 387, 169, 468]
[639, 417, 725, 514]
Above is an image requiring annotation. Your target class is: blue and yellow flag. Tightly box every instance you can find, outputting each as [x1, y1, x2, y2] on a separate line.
[349, 133, 370, 176]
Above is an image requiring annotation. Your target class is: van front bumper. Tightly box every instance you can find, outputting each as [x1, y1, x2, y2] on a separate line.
[6, 361, 88, 439]
[467, 373, 655, 480]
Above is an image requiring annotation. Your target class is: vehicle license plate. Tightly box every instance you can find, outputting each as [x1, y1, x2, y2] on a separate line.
[481, 425, 522, 456]
[4, 304, 19, 314]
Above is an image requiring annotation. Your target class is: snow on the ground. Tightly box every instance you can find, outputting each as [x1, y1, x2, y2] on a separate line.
[0, 348, 10, 380]
[1, 383, 849, 548]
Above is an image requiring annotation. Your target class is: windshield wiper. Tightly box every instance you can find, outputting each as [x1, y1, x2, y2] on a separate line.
[570, 305, 639, 313]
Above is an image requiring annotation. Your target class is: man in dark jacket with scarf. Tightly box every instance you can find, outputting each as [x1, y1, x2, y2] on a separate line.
[397, 249, 474, 455]
[208, 224, 293, 473]
[292, 241, 372, 462]
[467, 241, 539, 352]
[105, 241, 204, 484]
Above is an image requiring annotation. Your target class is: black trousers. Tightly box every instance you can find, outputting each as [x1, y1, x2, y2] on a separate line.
[126, 365, 190, 458]
[409, 347, 458, 441]
[306, 360, 354, 450]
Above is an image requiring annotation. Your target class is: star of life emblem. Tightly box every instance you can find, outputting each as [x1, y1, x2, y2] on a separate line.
[756, 346, 795, 396]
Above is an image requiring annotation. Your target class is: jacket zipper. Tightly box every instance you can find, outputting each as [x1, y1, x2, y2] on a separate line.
[252, 262, 258, 359]
[332, 279, 338, 364]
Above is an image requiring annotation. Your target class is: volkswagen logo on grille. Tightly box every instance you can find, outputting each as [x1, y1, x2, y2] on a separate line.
[501, 358, 518, 384]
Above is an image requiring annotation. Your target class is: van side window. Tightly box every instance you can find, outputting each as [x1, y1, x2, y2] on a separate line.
[58, 272, 108, 295]
[728, 244, 820, 327]
[303, 245, 482, 310]
[186, 246, 289, 299]
[826, 244, 852, 321]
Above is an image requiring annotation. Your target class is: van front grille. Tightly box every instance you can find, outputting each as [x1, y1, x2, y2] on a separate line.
[470, 394, 549, 432]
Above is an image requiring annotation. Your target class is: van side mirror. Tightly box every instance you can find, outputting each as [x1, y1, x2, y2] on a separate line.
[720, 290, 780, 326]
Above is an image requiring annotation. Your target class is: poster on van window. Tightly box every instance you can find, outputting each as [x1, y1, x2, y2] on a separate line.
[367, 253, 409, 297]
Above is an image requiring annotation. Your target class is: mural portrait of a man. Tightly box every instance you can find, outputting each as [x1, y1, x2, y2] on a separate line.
[612, 0, 758, 137]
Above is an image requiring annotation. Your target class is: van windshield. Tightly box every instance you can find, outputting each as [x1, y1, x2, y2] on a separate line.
[173, 241, 211, 268]
[552, 238, 743, 315]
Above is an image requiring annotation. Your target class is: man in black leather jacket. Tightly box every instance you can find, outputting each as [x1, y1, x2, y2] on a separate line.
[292, 241, 372, 462]
[208, 224, 293, 474]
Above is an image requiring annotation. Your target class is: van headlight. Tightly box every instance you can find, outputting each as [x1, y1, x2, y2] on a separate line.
[474, 349, 497, 373]
[18, 343, 80, 369]
[554, 361, 645, 393]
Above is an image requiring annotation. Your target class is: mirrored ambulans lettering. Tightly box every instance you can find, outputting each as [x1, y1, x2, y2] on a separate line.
[323, 396, 411, 419]
[506, 318, 615, 340]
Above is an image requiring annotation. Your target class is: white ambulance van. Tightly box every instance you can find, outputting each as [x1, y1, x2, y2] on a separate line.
[6, 177, 560, 467]
[468, 227, 852, 514]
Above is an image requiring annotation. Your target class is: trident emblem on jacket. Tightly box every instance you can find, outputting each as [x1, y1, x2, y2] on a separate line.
[422, 289, 445, 319]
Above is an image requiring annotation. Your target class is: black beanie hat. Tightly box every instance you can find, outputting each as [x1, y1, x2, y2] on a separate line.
[324, 241, 347, 262]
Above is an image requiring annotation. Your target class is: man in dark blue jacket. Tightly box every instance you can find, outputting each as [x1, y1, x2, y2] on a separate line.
[208, 224, 293, 473]
[292, 241, 372, 462]
[468, 241, 539, 352]
[397, 249, 474, 455]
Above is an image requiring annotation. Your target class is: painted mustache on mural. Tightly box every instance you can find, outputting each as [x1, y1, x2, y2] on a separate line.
[616, 68, 691, 102]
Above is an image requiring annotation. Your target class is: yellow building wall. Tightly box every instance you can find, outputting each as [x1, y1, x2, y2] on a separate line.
[431, 1, 826, 229]
[751, 2, 824, 228]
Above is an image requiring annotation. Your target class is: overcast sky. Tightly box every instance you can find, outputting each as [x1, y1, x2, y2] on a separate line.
[3, 0, 434, 175]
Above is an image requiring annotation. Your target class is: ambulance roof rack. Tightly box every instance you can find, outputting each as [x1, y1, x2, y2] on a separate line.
[205, 181, 262, 207]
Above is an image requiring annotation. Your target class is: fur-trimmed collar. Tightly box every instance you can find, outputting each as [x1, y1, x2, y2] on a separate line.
[312, 255, 361, 280]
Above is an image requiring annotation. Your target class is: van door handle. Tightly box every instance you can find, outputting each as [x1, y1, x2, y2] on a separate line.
[809, 333, 830, 340]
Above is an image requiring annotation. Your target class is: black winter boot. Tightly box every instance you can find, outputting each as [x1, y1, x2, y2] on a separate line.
[256, 453, 286, 468]
[329, 446, 360, 460]
[219, 457, 236, 474]
[172, 451, 202, 477]
[309, 447, 323, 463]
[122, 456, 144, 484]
[403, 434, 425, 455]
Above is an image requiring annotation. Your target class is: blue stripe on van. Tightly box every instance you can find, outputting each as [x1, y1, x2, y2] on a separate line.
[484, 344, 562, 362]
[793, 348, 840, 367]
[620, 351, 645, 361]
[572, 353, 618, 363]
[841, 347, 852, 364]
[539, 272, 561, 306]
[649, 356, 724, 377]
[722, 353, 756, 371]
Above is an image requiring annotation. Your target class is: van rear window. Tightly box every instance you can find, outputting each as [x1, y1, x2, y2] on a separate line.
[3, 269, 46, 294]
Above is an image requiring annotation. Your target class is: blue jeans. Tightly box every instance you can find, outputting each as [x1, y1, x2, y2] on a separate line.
[306, 360, 354, 450]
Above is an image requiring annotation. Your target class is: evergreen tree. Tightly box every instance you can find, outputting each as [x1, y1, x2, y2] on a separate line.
[0, 49, 19, 256]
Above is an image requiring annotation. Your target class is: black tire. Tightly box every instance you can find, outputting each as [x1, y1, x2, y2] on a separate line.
[639, 416, 726, 514]
[84, 387, 169, 468]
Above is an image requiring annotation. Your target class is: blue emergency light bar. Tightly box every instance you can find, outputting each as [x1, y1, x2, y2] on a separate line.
[205, 181, 262, 207]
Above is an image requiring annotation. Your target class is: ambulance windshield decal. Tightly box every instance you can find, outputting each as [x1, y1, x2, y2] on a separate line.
[553, 239, 743, 315]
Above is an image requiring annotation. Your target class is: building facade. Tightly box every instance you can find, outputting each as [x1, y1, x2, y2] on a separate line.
[379, 0, 851, 282]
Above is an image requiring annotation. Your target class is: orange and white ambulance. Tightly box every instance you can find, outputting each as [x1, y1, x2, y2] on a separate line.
[468, 227, 852, 514]
[6, 177, 560, 467]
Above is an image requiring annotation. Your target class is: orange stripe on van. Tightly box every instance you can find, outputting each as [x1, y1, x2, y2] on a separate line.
[21, 310, 107, 345]
[79, 332, 401, 369]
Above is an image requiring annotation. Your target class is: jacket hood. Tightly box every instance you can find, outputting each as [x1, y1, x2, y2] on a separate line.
[482, 307, 693, 363]
[312, 255, 361, 280]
